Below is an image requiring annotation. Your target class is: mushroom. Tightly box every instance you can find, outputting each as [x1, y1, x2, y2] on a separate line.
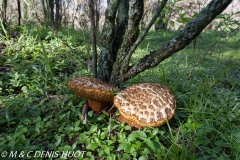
[68, 76, 117, 123]
[113, 83, 176, 129]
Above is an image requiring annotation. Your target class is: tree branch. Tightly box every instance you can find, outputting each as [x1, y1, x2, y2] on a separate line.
[113, 0, 232, 85]
[128, 0, 168, 58]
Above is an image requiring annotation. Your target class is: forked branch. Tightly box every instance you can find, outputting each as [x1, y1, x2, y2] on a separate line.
[112, 0, 233, 85]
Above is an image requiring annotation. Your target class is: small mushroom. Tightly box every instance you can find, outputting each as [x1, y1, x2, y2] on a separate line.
[114, 83, 176, 129]
[68, 76, 117, 123]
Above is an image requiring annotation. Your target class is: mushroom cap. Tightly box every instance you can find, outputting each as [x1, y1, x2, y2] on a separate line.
[114, 83, 176, 128]
[68, 76, 116, 102]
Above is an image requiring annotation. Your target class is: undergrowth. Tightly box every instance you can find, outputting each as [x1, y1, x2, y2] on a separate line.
[0, 26, 239, 160]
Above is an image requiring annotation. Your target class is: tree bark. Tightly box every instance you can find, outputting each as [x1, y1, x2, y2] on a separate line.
[1, 0, 7, 27]
[96, 0, 120, 82]
[110, 0, 233, 85]
[49, 0, 54, 25]
[17, 0, 21, 26]
[126, 0, 167, 63]
[55, 0, 62, 27]
[89, 0, 98, 77]
[95, 0, 100, 31]
[111, 0, 129, 63]
[41, 0, 47, 20]
[23, 2, 28, 20]
[110, 0, 144, 84]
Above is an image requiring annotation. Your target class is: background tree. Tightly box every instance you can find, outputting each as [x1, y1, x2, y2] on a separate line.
[88, 0, 98, 77]
[41, 0, 48, 21]
[17, 0, 21, 26]
[55, 0, 62, 27]
[1, 0, 8, 27]
[97, 0, 233, 86]
[49, 0, 54, 26]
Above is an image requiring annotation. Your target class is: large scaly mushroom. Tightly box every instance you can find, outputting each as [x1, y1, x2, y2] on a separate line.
[114, 83, 176, 129]
[68, 76, 117, 123]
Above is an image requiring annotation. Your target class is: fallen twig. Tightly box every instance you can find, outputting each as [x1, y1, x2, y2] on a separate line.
[81, 101, 88, 124]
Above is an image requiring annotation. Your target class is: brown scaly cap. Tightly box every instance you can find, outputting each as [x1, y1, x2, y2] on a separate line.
[114, 83, 176, 128]
[68, 76, 117, 102]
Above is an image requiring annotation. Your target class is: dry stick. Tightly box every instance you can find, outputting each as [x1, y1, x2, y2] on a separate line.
[188, 26, 240, 78]
[81, 101, 89, 124]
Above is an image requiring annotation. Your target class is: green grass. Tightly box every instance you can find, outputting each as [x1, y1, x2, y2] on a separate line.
[0, 26, 239, 159]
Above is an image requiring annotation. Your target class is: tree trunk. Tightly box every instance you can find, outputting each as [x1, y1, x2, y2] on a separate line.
[17, 0, 21, 26]
[111, 0, 129, 62]
[95, 0, 100, 31]
[49, 0, 54, 25]
[55, 0, 62, 28]
[23, 2, 28, 21]
[41, 0, 47, 20]
[96, 0, 120, 82]
[110, 0, 144, 84]
[1, 0, 7, 27]
[97, 0, 232, 86]
[89, 0, 98, 77]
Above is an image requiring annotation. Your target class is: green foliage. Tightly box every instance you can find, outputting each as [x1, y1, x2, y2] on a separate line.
[215, 12, 240, 32]
[0, 26, 239, 159]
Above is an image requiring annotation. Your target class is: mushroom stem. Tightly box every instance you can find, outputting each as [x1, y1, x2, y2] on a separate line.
[88, 100, 110, 113]
[81, 101, 88, 124]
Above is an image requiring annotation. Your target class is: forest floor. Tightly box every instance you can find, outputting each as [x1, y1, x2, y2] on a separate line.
[0, 27, 239, 159]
